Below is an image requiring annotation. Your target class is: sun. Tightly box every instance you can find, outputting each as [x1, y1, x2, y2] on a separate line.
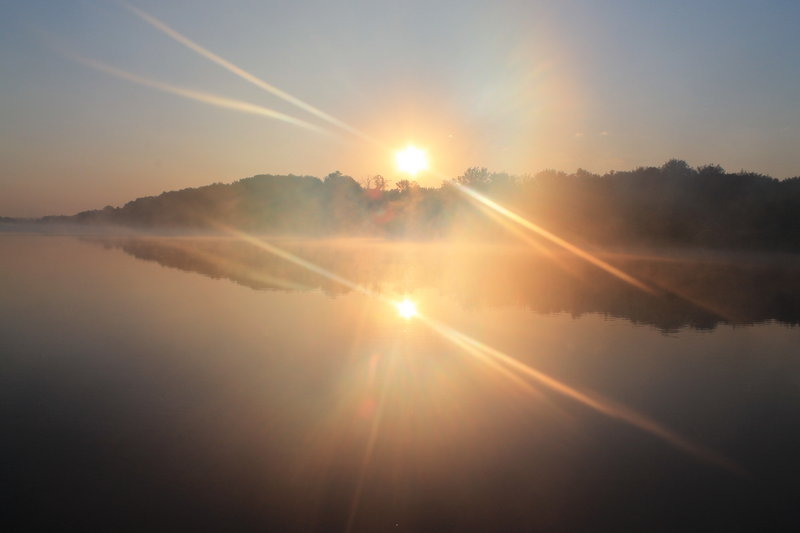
[395, 146, 428, 176]
[395, 298, 418, 319]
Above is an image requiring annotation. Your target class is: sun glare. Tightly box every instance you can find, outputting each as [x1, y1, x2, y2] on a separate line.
[395, 298, 418, 319]
[395, 146, 428, 175]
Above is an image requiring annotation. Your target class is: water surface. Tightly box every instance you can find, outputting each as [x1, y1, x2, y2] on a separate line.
[2, 235, 799, 531]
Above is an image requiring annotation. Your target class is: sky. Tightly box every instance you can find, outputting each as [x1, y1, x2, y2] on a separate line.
[1, 0, 799, 217]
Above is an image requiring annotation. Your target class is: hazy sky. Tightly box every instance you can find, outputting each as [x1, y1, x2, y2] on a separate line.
[2, 0, 799, 216]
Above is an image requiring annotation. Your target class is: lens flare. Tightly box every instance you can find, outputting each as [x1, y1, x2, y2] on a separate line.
[120, 0, 380, 146]
[68, 54, 330, 135]
[454, 183, 654, 293]
[207, 224, 738, 475]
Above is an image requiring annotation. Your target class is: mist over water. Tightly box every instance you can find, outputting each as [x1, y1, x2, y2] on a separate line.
[89, 236, 800, 331]
[2, 235, 800, 531]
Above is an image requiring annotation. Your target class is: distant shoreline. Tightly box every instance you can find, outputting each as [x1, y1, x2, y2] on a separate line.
[3, 160, 799, 251]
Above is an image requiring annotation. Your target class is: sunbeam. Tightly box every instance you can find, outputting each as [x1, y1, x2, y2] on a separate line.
[122, 236, 310, 292]
[210, 223, 387, 301]
[469, 189, 735, 323]
[119, 0, 381, 146]
[206, 224, 739, 475]
[69, 54, 331, 135]
[454, 183, 655, 294]
[424, 318, 743, 474]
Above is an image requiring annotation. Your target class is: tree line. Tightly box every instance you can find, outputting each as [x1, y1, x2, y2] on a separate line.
[27, 159, 800, 250]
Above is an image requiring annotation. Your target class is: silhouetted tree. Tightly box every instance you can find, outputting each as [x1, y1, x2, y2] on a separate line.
[455, 167, 492, 188]
[395, 179, 419, 194]
[25, 161, 798, 250]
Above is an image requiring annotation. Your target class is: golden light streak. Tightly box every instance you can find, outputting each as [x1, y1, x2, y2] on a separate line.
[205, 225, 738, 474]
[455, 183, 655, 294]
[425, 318, 743, 474]
[210, 223, 383, 299]
[127, 236, 310, 292]
[479, 205, 555, 257]
[120, 1, 380, 146]
[46, 1, 737, 479]
[89, 229, 738, 474]
[101, 229, 735, 473]
[474, 205, 603, 284]
[209, 224, 427, 320]
[434, 320, 546, 400]
[71, 54, 330, 135]
[538, 243, 740, 324]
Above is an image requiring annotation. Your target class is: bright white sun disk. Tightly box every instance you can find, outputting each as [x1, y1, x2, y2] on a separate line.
[395, 146, 428, 175]
[395, 298, 418, 319]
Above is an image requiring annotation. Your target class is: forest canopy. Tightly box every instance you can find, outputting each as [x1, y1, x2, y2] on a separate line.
[15, 160, 800, 250]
